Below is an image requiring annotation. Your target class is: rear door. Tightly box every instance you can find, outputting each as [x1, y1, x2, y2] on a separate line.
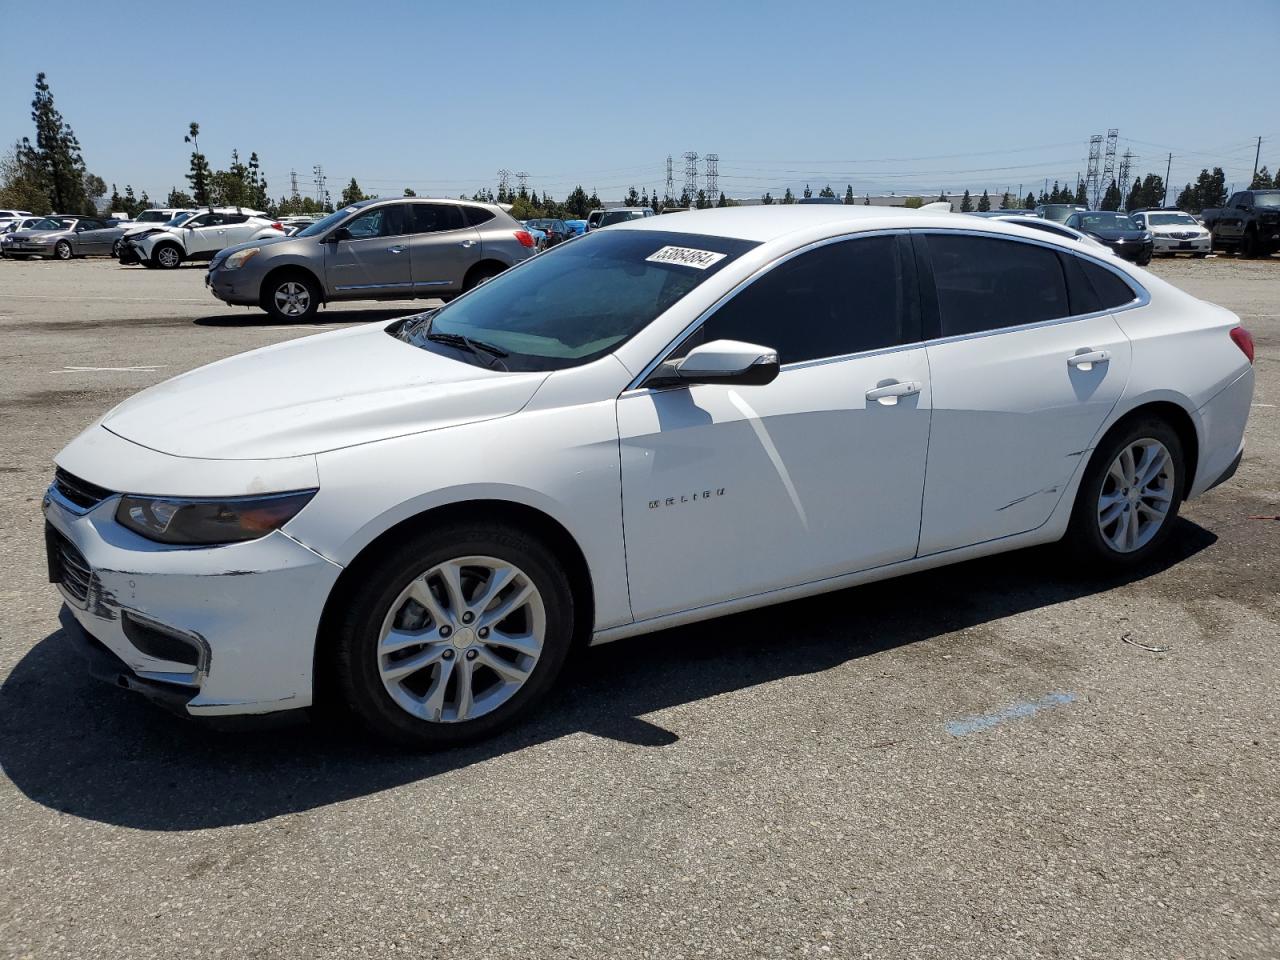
[185, 212, 229, 256]
[220, 213, 259, 246]
[915, 232, 1133, 555]
[74, 218, 110, 254]
[408, 202, 481, 295]
[324, 203, 413, 296]
[618, 233, 931, 619]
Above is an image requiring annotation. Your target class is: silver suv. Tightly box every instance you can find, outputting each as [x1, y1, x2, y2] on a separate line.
[207, 198, 536, 321]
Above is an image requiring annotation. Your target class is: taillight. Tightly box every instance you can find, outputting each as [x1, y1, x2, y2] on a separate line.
[271, 222, 284, 231]
[1230, 326, 1255, 364]
[514, 230, 534, 248]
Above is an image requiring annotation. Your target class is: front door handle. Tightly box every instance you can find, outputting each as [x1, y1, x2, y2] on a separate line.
[1067, 349, 1111, 371]
[389, 245, 406, 254]
[865, 380, 922, 405]
[459, 239, 477, 248]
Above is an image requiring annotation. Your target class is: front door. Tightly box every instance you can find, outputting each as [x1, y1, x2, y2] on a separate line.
[915, 232, 1133, 555]
[617, 233, 931, 621]
[408, 203, 482, 296]
[324, 203, 413, 296]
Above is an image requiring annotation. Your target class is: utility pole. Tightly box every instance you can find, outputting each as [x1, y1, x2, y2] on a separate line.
[312, 165, 325, 205]
[665, 155, 674, 202]
[1163, 152, 1172, 207]
[496, 169, 511, 199]
[1253, 135, 1263, 184]
[289, 169, 300, 203]
[515, 171, 529, 195]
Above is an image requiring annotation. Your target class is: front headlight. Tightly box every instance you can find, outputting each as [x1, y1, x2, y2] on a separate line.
[116, 490, 317, 545]
[223, 246, 261, 270]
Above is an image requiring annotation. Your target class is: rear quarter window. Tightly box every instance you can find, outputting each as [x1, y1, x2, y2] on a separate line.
[463, 207, 496, 227]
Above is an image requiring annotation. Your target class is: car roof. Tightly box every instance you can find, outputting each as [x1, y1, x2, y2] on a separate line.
[607, 204, 947, 242]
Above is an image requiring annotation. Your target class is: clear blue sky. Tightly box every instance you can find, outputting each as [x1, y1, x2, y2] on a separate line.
[3, 0, 1277, 205]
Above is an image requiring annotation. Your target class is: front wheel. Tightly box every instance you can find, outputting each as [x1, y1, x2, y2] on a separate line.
[54, 240, 73, 260]
[261, 273, 320, 322]
[111, 239, 122, 258]
[331, 522, 575, 748]
[1065, 417, 1185, 569]
[153, 243, 182, 269]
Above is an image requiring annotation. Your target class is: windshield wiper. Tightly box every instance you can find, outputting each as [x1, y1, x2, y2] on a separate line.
[424, 331, 510, 370]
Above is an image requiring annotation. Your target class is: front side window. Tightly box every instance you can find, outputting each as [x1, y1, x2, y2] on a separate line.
[395, 229, 758, 372]
[345, 204, 408, 239]
[675, 234, 917, 365]
[927, 234, 1071, 337]
[412, 203, 464, 234]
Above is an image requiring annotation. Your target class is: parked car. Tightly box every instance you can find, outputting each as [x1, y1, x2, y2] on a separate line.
[117, 211, 200, 263]
[1201, 189, 1280, 258]
[1035, 203, 1088, 224]
[969, 209, 1037, 218]
[0, 209, 33, 220]
[797, 196, 842, 204]
[280, 216, 320, 236]
[589, 207, 657, 230]
[1128, 209, 1211, 258]
[985, 214, 1113, 254]
[47, 206, 1254, 746]
[124, 208, 285, 269]
[563, 219, 587, 236]
[525, 218, 572, 247]
[0, 215, 51, 240]
[0, 215, 132, 260]
[206, 197, 536, 322]
[131, 208, 195, 227]
[522, 221, 548, 251]
[1064, 211, 1154, 264]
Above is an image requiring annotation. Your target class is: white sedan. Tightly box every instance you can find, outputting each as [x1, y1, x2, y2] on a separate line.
[46, 206, 1256, 747]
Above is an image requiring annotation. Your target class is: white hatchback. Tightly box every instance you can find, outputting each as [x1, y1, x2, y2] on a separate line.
[46, 206, 1256, 746]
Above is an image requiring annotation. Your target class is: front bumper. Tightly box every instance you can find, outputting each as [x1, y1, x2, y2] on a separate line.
[44, 479, 344, 718]
[1152, 235, 1210, 254]
[1101, 239, 1154, 262]
[118, 241, 141, 264]
[205, 264, 258, 306]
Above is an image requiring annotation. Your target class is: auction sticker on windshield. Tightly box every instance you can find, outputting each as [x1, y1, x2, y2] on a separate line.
[645, 246, 728, 269]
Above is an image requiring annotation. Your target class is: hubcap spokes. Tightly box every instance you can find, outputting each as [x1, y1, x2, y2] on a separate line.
[1097, 438, 1174, 553]
[275, 282, 309, 316]
[377, 556, 545, 723]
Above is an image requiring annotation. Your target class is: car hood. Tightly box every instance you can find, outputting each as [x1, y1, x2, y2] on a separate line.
[101, 320, 549, 460]
[216, 235, 296, 257]
[6, 228, 66, 240]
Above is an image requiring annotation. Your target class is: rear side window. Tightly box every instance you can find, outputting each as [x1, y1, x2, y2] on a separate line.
[684, 234, 918, 365]
[413, 203, 465, 233]
[1077, 257, 1138, 309]
[463, 206, 496, 227]
[927, 234, 1070, 337]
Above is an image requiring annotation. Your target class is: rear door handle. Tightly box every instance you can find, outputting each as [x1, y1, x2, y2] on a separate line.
[1067, 350, 1110, 371]
[866, 380, 922, 405]
[389, 245, 406, 254]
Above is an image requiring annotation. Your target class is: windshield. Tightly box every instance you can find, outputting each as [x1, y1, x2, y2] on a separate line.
[1254, 191, 1280, 208]
[296, 206, 359, 238]
[600, 210, 645, 227]
[1078, 213, 1141, 231]
[165, 211, 196, 227]
[395, 230, 759, 372]
[29, 218, 62, 231]
[1148, 212, 1198, 226]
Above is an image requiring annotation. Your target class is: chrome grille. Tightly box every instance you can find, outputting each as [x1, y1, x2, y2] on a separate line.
[1166, 231, 1198, 240]
[51, 528, 95, 604]
[53, 468, 113, 511]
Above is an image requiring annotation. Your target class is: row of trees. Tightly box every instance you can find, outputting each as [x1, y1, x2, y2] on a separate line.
[0, 74, 107, 215]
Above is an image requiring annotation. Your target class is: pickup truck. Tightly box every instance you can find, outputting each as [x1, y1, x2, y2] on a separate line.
[1201, 189, 1280, 257]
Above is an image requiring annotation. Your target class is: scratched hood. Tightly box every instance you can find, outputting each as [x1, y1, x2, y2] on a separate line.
[102, 320, 547, 460]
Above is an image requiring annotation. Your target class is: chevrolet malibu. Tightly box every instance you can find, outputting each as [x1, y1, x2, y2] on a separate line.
[46, 206, 1256, 747]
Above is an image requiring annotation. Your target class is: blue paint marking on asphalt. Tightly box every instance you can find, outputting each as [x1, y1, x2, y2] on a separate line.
[945, 692, 1078, 737]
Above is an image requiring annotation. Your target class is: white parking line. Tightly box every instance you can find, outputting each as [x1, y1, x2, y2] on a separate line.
[50, 365, 164, 373]
[0, 295, 209, 303]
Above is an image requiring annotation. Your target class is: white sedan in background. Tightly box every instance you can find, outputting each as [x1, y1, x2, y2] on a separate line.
[46, 206, 1255, 747]
[1129, 209, 1213, 257]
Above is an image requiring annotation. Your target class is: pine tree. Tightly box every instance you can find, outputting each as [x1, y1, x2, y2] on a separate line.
[802, 184, 813, 199]
[403, 187, 416, 197]
[818, 184, 836, 198]
[782, 187, 795, 204]
[184, 122, 211, 206]
[937, 190, 948, 203]
[844, 185, 854, 205]
[1074, 180, 1087, 205]
[762, 192, 774, 205]
[1024, 191, 1036, 209]
[959, 189, 973, 212]
[1126, 177, 1142, 212]
[717, 191, 728, 207]
[998, 192, 1012, 209]
[626, 186, 640, 206]
[123, 184, 138, 217]
[1100, 179, 1121, 211]
[1250, 166, 1273, 189]
[695, 189, 709, 209]
[25, 73, 91, 213]
[167, 187, 194, 208]
[108, 183, 122, 213]
[589, 189, 602, 208]
[341, 177, 365, 206]
[977, 190, 991, 212]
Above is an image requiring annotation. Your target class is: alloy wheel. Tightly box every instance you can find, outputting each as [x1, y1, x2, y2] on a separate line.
[56, 241, 72, 260]
[376, 556, 546, 723]
[1096, 438, 1175, 553]
[157, 247, 180, 268]
[273, 281, 311, 317]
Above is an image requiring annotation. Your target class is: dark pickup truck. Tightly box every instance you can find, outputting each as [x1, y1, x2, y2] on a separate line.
[1202, 189, 1280, 257]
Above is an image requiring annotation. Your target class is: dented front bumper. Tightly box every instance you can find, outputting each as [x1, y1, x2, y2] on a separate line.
[43, 483, 343, 717]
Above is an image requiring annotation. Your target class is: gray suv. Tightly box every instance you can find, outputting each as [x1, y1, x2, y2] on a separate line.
[206, 198, 537, 322]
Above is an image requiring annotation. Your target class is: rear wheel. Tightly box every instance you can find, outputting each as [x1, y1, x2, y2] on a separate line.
[261, 273, 320, 322]
[1065, 417, 1185, 569]
[153, 243, 182, 269]
[54, 240, 73, 261]
[331, 522, 575, 748]
[1239, 230, 1259, 258]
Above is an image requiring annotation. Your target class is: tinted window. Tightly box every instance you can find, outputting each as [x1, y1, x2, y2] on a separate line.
[463, 206, 496, 227]
[681, 235, 916, 365]
[401, 230, 758, 372]
[1060, 254, 1102, 315]
[412, 203, 464, 233]
[347, 204, 408, 238]
[928, 234, 1070, 336]
[222, 213, 249, 225]
[1078, 258, 1137, 309]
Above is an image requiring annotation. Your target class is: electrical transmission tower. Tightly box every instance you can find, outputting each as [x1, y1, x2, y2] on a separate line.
[682, 151, 699, 201]
[704, 154, 719, 199]
[665, 155, 674, 201]
[1085, 134, 1103, 209]
[497, 169, 511, 198]
[312, 165, 326, 205]
[289, 170, 300, 202]
[1100, 129, 1119, 203]
[515, 171, 529, 195]
[1117, 149, 1136, 209]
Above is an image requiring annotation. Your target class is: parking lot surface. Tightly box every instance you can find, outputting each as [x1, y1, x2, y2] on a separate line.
[1, 257, 1277, 959]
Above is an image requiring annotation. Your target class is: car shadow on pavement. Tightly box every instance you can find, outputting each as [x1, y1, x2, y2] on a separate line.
[0, 519, 1216, 832]
[193, 306, 426, 328]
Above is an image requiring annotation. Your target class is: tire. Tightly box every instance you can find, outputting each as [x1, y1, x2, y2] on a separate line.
[1136, 253, 1152, 266]
[54, 240, 73, 261]
[463, 262, 505, 292]
[331, 522, 576, 748]
[152, 243, 182, 269]
[111, 239, 122, 258]
[260, 272, 320, 322]
[1064, 416, 1185, 570]
[1239, 230, 1259, 259]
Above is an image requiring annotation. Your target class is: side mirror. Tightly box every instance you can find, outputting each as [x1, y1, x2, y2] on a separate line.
[648, 339, 780, 388]
[326, 227, 352, 243]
